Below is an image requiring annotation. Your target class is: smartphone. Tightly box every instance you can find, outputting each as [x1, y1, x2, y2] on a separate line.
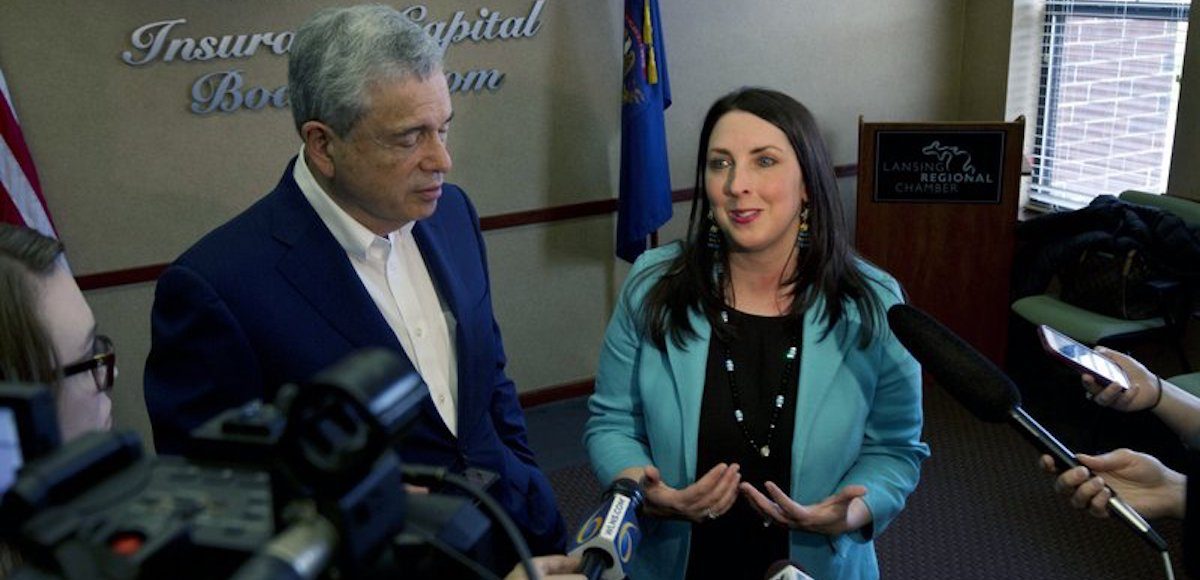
[1038, 325, 1130, 390]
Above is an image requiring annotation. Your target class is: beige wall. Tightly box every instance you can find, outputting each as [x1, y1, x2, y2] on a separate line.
[1168, 7, 1200, 201]
[1, 1, 981, 449]
[959, 0, 1014, 121]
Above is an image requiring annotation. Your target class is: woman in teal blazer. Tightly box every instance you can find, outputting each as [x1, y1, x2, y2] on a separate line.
[585, 88, 929, 579]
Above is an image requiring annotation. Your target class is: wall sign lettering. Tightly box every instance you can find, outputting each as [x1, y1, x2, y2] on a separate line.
[118, 1, 546, 116]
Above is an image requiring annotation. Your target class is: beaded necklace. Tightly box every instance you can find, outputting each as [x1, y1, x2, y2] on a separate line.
[717, 310, 799, 458]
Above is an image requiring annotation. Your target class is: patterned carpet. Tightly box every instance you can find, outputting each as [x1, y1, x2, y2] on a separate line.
[875, 379, 1189, 579]
[546, 462, 605, 534]
[539, 379, 1193, 579]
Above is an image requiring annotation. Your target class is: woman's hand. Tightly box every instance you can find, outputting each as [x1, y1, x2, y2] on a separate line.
[622, 463, 741, 523]
[504, 555, 585, 580]
[739, 481, 871, 536]
[1082, 347, 1160, 411]
[1038, 450, 1186, 520]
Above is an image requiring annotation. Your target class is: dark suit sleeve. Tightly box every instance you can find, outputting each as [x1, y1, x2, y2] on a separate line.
[144, 264, 263, 455]
[457, 194, 537, 465]
[485, 315, 538, 466]
[460, 192, 566, 553]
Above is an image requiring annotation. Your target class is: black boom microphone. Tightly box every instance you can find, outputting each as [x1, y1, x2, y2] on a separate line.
[886, 304, 1167, 552]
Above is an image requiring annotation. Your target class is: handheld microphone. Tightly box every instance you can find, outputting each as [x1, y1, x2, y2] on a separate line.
[886, 304, 1168, 552]
[568, 478, 644, 580]
[764, 560, 815, 580]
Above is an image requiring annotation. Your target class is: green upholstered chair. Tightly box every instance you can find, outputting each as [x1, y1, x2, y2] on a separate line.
[1120, 190, 1200, 225]
[1171, 372, 1200, 398]
[1012, 191, 1198, 371]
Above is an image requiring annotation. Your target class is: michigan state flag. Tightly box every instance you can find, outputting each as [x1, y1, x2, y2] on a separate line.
[616, 0, 671, 263]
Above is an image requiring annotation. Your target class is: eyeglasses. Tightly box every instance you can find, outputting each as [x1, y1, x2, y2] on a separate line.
[61, 334, 116, 393]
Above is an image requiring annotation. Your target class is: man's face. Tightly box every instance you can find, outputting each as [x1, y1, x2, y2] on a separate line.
[321, 72, 453, 235]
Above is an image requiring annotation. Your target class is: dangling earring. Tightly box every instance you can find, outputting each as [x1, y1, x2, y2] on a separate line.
[706, 210, 722, 251]
[706, 210, 725, 284]
[796, 202, 811, 249]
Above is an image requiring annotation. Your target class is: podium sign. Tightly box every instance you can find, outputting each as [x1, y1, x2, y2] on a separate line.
[856, 119, 1024, 366]
[873, 130, 1005, 204]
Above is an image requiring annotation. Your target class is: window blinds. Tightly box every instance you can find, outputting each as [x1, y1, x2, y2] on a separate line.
[1029, 0, 1190, 211]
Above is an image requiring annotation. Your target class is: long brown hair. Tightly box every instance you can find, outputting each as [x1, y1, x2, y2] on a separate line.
[638, 87, 885, 350]
[0, 224, 65, 386]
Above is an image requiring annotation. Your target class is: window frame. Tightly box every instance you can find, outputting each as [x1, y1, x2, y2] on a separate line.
[1029, 0, 1191, 211]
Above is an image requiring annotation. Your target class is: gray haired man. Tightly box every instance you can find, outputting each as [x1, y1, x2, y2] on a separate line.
[145, 5, 569, 569]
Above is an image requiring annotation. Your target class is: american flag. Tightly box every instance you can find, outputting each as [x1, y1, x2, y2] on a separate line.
[0, 65, 57, 238]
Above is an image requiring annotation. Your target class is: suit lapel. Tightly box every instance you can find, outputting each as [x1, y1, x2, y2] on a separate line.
[791, 295, 853, 493]
[412, 218, 469, 316]
[269, 163, 401, 352]
[665, 308, 711, 481]
[412, 217, 479, 433]
[269, 162, 450, 438]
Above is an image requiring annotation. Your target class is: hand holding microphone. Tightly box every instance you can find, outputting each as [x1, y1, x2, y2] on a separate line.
[1039, 449, 1187, 521]
[504, 555, 586, 580]
[886, 304, 1169, 552]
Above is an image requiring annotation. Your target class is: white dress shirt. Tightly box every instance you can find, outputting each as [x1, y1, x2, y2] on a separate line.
[294, 149, 459, 435]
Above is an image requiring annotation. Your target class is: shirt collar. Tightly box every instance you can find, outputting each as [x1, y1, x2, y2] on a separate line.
[294, 146, 415, 258]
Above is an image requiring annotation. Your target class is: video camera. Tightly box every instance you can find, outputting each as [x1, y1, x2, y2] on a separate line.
[0, 349, 529, 579]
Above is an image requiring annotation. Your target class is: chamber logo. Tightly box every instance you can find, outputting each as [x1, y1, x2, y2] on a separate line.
[874, 130, 1005, 203]
[920, 140, 978, 178]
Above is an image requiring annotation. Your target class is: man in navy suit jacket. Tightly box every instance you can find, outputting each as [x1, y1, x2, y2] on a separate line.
[144, 4, 567, 558]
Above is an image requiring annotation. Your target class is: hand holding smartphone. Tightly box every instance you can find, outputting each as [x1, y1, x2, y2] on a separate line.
[1038, 325, 1130, 391]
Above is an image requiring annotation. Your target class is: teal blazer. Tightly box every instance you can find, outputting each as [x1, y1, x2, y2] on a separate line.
[585, 244, 929, 580]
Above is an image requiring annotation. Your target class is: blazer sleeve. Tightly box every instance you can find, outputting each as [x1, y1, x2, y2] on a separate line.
[456, 191, 566, 553]
[486, 315, 538, 466]
[585, 257, 658, 485]
[838, 276, 930, 541]
[144, 264, 263, 455]
[455, 194, 539, 467]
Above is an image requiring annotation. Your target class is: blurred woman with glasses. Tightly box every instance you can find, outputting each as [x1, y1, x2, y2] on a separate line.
[0, 223, 113, 440]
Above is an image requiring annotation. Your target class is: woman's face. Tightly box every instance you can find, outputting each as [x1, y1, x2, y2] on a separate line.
[704, 110, 807, 261]
[36, 263, 112, 441]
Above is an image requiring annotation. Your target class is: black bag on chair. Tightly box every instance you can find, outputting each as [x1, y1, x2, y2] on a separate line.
[1059, 247, 1159, 320]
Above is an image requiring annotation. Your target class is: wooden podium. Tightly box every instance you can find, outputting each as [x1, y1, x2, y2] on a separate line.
[855, 119, 1024, 365]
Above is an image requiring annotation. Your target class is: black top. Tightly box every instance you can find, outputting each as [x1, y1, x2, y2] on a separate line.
[686, 309, 800, 580]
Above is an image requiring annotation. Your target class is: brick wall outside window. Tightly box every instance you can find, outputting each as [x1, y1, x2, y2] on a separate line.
[1032, 4, 1189, 209]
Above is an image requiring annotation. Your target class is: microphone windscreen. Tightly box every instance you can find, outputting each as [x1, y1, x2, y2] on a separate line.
[887, 304, 1019, 423]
